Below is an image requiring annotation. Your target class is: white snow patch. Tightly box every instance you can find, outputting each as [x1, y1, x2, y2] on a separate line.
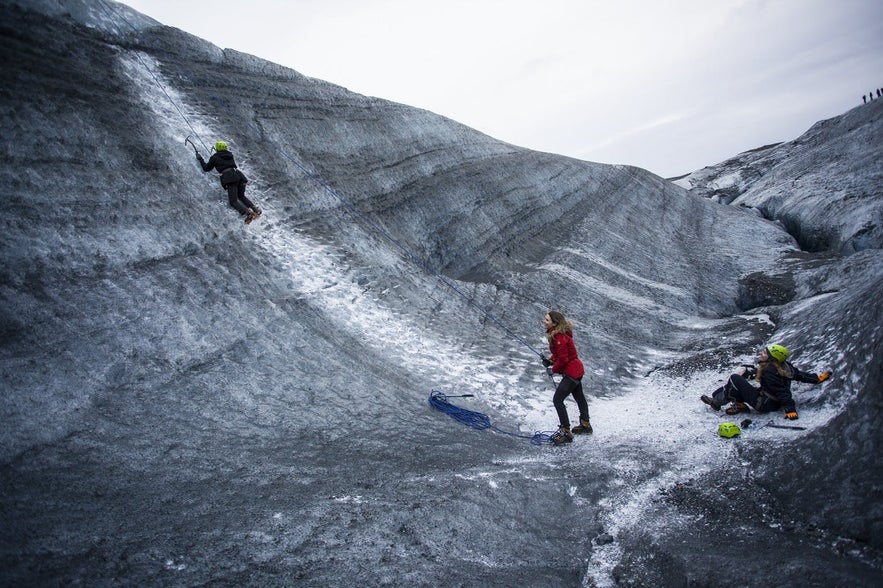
[332, 495, 365, 504]
[163, 558, 187, 571]
[542, 263, 685, 319]
[672, 177, 692, 190]
[558, 247, 690, 298]
[709, 171, 741, 191]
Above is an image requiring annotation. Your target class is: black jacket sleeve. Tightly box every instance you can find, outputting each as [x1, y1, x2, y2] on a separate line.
[197, 153, 215, 172]
[792, 365, 821, 384]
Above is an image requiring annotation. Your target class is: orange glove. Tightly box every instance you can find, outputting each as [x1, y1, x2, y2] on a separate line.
[785, 411, 799, 420]
[817, 371, 831, 383]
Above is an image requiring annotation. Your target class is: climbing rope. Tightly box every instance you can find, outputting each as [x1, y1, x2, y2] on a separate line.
[429, 390, 555, 445]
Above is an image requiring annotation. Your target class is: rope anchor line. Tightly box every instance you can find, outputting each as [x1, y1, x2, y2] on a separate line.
[428, 390, 554, 445]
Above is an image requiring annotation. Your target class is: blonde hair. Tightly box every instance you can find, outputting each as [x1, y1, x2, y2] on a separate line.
[758, 357, 794, 381]
[546, 310, 574, 343]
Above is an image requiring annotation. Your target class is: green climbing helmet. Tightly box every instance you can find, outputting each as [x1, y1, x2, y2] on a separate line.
[718, 422, 741, 438]
[767, 344, 789, 362]
[215, 141, 228, 152]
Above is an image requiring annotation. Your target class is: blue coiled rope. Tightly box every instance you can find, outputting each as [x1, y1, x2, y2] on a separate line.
[428, 390, 555, 445]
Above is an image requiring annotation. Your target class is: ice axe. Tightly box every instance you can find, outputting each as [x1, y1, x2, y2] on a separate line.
[185, 136, 205, 158]
[541, 354, 557, 390]
[741, 418, 807, 431]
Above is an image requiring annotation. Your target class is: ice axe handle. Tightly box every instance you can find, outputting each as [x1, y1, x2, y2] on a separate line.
[185, 136, 202, 157]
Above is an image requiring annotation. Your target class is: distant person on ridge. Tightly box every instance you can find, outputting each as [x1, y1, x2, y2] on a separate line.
[542, 311, 593, 444]
[701, 344, 831, 419]
[197, 141, 261, 224]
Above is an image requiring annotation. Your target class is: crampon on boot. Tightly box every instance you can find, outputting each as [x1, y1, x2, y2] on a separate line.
[725, 401, 750, 415]
[572, 418, 593, 434]
[244, 210, 257, 224]
[550, 426, 573, 445]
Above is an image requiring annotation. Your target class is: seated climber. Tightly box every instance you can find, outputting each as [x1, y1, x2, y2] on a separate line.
[701, 344, 831, 420]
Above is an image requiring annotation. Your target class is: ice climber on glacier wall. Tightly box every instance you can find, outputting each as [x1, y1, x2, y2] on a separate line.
[197, 141, 262, 224]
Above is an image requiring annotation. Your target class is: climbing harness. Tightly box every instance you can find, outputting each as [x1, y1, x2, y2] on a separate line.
[429, 390, 556, 445]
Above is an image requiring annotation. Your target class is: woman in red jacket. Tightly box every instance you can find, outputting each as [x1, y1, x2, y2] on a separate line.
[542, 311, 592, 444]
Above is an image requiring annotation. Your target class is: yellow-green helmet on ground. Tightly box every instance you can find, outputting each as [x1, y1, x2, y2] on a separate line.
[768, 344, 789, 362]
[215, 141, 228, 151]
[718, 422, 741, 438]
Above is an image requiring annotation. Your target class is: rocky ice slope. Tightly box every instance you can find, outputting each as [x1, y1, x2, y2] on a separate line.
[1, 0, 881, 585]
[674, 101, 883, 255]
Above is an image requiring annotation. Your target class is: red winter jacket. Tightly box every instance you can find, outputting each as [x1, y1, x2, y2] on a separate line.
[547, 330, 585, 380]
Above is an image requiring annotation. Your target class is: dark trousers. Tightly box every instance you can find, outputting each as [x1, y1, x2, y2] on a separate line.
[711, 374, 777, 412]
[226, 181, 255, 215]
[553, 375, 589, 428]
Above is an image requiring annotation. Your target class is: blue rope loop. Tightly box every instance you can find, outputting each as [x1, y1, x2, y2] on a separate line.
[429, 390, 554, 445]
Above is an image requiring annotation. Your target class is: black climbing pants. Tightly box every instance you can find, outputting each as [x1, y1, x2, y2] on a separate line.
[226, 180, 256, 216]
[711, 374, 779, 413]
[553, 375, 590, 428]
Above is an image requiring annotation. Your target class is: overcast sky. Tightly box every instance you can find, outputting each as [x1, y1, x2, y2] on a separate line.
[119, 0, 883, 178]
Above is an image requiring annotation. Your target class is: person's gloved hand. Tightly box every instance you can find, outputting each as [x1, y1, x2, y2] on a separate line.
[785, 411, 799, 420]
[817, 371, 832, 383]
[541, 355, 552, 367]
[546, 366, 554, 377]
[742, 365, 757, 378]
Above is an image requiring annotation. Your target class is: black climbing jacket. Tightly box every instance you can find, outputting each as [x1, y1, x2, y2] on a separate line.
[198, 150, 248, 187]
[754, 360, 821, 413]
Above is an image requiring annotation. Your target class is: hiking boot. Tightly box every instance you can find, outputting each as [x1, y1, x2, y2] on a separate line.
[551, 426, 573, 445]
[700, 395, 721, 411]
[244, 211, 257, 224]
[250, 206, 262, 217]
[572, 418, 593, 434]
[725, 401, 750, 415]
